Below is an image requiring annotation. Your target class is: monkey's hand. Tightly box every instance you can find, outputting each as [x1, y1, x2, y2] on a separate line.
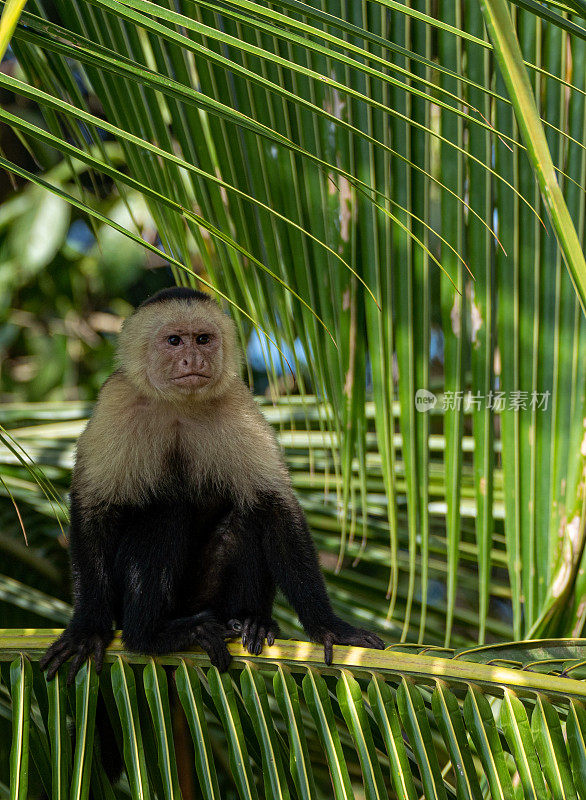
[40, 626, 113, 685]
[308, 618, 385, 666]
[226, 617, 280, 656]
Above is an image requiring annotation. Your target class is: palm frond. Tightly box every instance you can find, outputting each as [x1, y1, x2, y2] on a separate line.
[4, 634, 586, 797]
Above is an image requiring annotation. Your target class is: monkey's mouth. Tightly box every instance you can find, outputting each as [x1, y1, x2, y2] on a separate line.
[172, 372, 211, 385]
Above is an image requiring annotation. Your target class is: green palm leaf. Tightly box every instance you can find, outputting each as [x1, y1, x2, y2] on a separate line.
[4, 635, 586, 795]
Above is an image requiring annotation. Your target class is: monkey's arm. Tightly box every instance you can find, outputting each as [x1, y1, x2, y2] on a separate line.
[40, 491, 115, 683]
[255, 492, 385, 664]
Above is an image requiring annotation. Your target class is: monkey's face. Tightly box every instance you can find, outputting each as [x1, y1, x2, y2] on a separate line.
[148, 321, 223, 395]
[118, 295, 242, 403]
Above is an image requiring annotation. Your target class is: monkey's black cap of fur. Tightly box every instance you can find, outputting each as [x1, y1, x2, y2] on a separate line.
[140, 287, 212, 308]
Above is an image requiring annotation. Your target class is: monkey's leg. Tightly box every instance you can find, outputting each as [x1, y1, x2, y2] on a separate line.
[125, 611, 233, 671]
[218, 528, 279, 656]
[251, 492, 385, 665]
[121, 569, 234, 671]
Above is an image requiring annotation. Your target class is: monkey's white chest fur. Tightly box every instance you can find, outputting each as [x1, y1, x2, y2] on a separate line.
[74, 373, 289, 508]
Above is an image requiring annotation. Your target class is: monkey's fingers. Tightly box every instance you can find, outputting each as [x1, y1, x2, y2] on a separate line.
[40, 636, 70, 672]
[249, 624, 265, 656]
[364, 633, 385, 650]
[241, 618, 279, 655]
[242, 618, 258, 650]
[339, 628, 386, 651]
[240, 618, 250, 646]
[266, 622, 279, 647]
[43, 646, 76, 682]
[250, 621, 280, 654]
[67, 643, 92, 686]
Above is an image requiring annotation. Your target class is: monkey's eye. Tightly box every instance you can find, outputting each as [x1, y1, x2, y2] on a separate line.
[196, 334, 211, 345]
[167, 335, 182, 346]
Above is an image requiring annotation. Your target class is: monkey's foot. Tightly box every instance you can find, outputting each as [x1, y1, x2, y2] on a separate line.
[40, 628, 113, 685]
[309, 619, 385, 666]
[191, 616, 233, 672]
[227, 617, 280, 656]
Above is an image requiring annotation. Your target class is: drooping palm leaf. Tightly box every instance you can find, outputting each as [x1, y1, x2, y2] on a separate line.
[4, 634, 586, 797]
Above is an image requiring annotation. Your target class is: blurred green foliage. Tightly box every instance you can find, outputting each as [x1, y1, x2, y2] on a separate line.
[0, 56, 184, 401]
[0, 180, 174, 401]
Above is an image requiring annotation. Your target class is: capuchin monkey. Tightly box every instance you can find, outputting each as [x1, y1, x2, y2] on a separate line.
[41, 287, 384, 683]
